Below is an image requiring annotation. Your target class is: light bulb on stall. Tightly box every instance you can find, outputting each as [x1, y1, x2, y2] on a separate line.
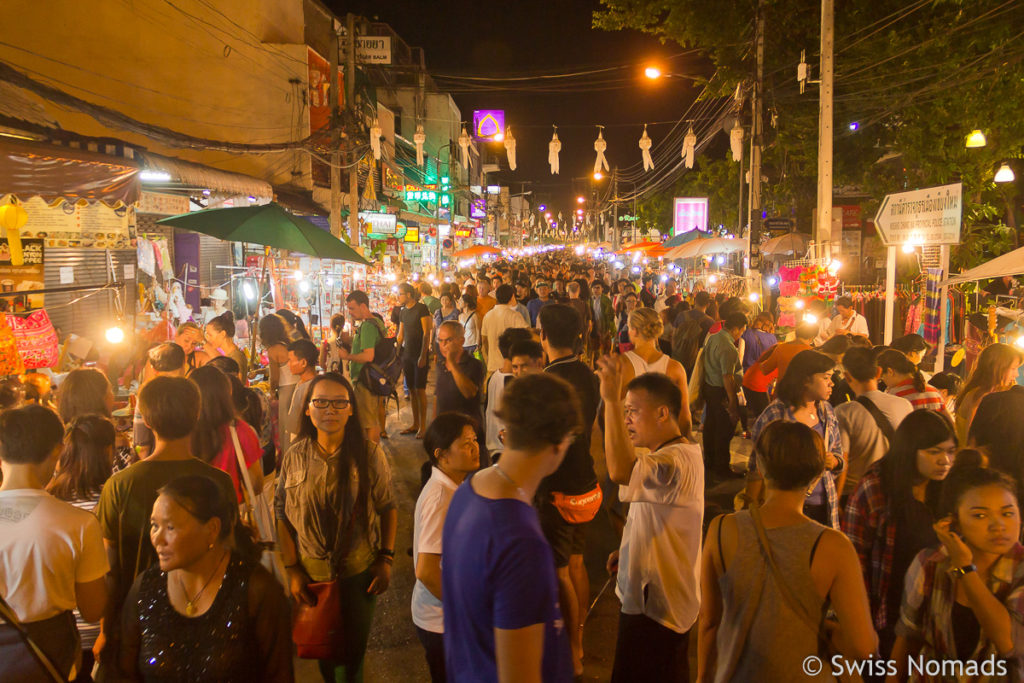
[803, 313, 818, 325]
[105, 326, 125, 344]
[794, 299, 806, 310]
[709, 275, 718, 284]
[293, 270, 304, 281]
[748, 292, 760, 303]
[299, 281, 310, 293]
[242, 282, 256, 300]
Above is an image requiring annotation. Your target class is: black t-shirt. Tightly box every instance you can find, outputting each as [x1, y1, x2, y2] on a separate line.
[542, 356, 599, 495]
[436, 351, 484, 423]
[399, 302, 431, 358]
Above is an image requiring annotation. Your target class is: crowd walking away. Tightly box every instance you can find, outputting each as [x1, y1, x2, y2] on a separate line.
[6, 249, 1024, 683]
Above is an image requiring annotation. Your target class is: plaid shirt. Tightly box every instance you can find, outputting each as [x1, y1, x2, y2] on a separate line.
[896, 543, 1024, 681]
[842, 465, 895, 631]
[750, 399, 844, 529]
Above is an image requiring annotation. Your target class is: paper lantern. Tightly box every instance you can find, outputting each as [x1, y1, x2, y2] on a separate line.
[639, 125, 654, 172]
[593, 129, 609, 174]
[548, 128, 561, 175]
[0, 201, 28, 266]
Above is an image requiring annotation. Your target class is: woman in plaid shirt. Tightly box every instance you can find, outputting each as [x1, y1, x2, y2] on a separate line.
[843, 410, 956, 660]
[891, 452, 1024, 681]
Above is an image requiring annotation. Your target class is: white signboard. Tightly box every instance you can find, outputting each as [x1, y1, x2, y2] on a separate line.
[359, 211, 397, 234]
[874, 182, 962, 246]
[342, 36, 392, 64]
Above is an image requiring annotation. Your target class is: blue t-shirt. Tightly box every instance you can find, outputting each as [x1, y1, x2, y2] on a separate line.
[442, 476, 571, 683]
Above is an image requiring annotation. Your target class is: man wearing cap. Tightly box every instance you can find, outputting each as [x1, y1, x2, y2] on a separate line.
[527, 280, 554, 327]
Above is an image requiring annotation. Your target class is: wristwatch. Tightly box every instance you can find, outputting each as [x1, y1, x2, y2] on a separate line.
[948, 563, 977, 578]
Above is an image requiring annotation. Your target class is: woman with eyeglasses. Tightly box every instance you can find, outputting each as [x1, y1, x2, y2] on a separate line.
[274, 372, 396, 683]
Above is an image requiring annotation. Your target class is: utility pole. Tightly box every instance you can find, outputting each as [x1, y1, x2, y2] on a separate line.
[815, 0, 834, 259]
[612, 168, 619, 249]
[345, 13, 360, 247]
[748, 0, 765, 290]
[328, 24, 342, 240]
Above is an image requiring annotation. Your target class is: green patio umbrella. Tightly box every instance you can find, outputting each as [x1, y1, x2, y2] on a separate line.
[157, 202, 370, 265]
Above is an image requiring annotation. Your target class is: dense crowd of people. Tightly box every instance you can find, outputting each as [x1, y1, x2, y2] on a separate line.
[2, 249, 1024, 683]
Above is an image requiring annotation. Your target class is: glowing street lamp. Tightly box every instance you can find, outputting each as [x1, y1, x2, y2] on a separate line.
[644, 66, 662, 80]
[593, 171, 604, 181]
[577, 196, 585, 204]
[995, 163, 1016, 184]
[965, 129, 987, 148]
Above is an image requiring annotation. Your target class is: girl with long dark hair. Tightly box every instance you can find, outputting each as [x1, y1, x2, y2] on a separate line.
[879, 348, 948, 415]
[747, 350, 845, 528]
[275, 372, 397, 683]
[188, 366, 263, 503]
[889, 453, 1024, 679]
[843, 409, 956, 659]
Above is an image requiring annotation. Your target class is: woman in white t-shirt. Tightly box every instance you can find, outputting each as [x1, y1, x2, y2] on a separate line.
[413, 413, 481, 683]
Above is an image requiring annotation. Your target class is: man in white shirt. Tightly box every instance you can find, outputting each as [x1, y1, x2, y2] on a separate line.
[484, 328, 534, 460]
[828, 295, 870, 339]
[0, 405, 109, 680]
[480, 284, 529, 374]
[596, 357, 703, 683]
[835, 347, 913, 497]
[654, 277, 678, 312]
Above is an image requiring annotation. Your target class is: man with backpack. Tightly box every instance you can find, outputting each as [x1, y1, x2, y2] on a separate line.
[339, 290, 392, 443]
[671, 291, 714, 378]
[834, 347, 913, 500]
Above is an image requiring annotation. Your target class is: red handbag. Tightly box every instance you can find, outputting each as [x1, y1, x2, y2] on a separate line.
[6, 310, 58, 369]
[292, 579, 344, 659]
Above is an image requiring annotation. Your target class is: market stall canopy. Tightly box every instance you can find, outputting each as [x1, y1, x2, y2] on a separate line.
[664, 237, 746, 260]
[0, 137, 139, 206]
[762, 232, 809, 256]
[943, 245, 1024, 286]
[662, 229, 712, 248]
[453, 244, 503, 259]
[616, 240, 661, 255]
[157, 202, 370, 265]
[140, 151, 273, 200]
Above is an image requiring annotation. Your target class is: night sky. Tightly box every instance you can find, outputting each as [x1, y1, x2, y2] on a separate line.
[336, 0, 710, 212]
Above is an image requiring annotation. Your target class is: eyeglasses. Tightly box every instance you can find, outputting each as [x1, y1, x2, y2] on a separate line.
[311, 398, 351, 410]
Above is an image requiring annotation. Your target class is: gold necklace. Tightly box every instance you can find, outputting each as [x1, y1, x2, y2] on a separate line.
[177, 549, 228, 617]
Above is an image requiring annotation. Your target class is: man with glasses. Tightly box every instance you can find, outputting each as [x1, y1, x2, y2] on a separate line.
[434, 320, 488, 466]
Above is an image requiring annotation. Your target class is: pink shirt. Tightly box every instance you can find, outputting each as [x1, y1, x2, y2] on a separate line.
[209, 420, 262, 502]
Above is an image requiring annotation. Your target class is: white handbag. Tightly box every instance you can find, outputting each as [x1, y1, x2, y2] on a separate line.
[230, 424, 286, 584]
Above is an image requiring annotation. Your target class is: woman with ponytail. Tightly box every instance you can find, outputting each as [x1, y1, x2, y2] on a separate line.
[878, 349, 948, 416]
[888, 452, 1024, 680]
[206, 311, 248, 379]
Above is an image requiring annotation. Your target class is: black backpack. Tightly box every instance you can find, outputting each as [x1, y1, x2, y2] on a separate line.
[672, 317, 706, 377]
[358, 318, 402, 397]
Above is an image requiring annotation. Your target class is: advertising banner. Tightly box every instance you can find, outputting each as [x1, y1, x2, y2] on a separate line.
[672, 197, 709, 235]
[0, 238, 44, 310]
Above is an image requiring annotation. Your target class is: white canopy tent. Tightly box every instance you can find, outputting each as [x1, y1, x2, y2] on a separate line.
[943, 245, 1024, 285]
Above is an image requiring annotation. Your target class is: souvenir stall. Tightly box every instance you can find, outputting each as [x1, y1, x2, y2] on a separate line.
[0, 138, 141, 381]
[775, 260, 841, 334]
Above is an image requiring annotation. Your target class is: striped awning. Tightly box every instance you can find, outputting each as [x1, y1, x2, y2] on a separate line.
[139, 151, 273, 199]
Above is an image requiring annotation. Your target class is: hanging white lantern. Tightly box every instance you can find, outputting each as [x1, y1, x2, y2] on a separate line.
[369, 120, 382, 161]
[549, 128, 561, 175]
[458, 125, 471, 169]
[504, 127, 517, 171]
[682, 126, 697, 169]
[639, 124, 654, 172]
[414, 124, 426, 167]
[594, 128, 610, 174]
[730, 121, 744, 162]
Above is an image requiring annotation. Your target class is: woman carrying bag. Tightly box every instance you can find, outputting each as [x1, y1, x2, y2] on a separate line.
[698, 421, 877, 682]
[274, 372, 397, 683]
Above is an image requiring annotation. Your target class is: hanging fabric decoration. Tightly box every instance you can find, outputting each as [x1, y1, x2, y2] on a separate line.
[639, 125, 654, 171]
[7, 310, 59, 370]
[504, 127, 517, 171]
[369, 120, 382, 161]
[548, 127, 561, 175]
[682, 126, 697, 169]
[362, 155, 377, 203]
[593, 127, 610, 174]
[730, 121, 744, 162]
[414, 124, 426, 167]
[458, 125, 471, 169]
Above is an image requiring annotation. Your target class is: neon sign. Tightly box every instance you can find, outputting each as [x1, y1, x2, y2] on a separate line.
[472, 110, 505, 140]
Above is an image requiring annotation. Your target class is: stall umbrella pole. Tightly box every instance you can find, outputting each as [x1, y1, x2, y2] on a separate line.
[250, 246, 271, 364]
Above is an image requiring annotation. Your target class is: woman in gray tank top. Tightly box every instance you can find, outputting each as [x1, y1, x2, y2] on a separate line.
[697, 421, 878, 682]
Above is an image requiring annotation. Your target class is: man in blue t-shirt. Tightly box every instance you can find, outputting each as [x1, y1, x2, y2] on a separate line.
[442, 373, 581, 683]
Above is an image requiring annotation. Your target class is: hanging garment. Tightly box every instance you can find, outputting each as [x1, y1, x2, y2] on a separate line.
[6, 310, 58, 369]
[0, 314, 24, 375]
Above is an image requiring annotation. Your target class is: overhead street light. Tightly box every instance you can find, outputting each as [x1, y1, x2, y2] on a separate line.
[577, 196, 585, 204]
[644, 66, 662, 80]
[965, 129, 987, 148]
[593, 171, 604, 181]
[995, 163, 1015, 184]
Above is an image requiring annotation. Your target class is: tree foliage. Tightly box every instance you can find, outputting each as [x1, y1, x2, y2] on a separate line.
[595, 0, 1024, 268]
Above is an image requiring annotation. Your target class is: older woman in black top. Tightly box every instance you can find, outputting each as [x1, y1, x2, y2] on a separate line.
[119, 475, 292, 682]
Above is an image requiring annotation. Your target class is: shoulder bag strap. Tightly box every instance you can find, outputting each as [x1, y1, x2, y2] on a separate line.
[0, 595, 65, 682]
[748, 504, 826, 638]
[230, 423, 259, 512]
[855, 395, 896, 442]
